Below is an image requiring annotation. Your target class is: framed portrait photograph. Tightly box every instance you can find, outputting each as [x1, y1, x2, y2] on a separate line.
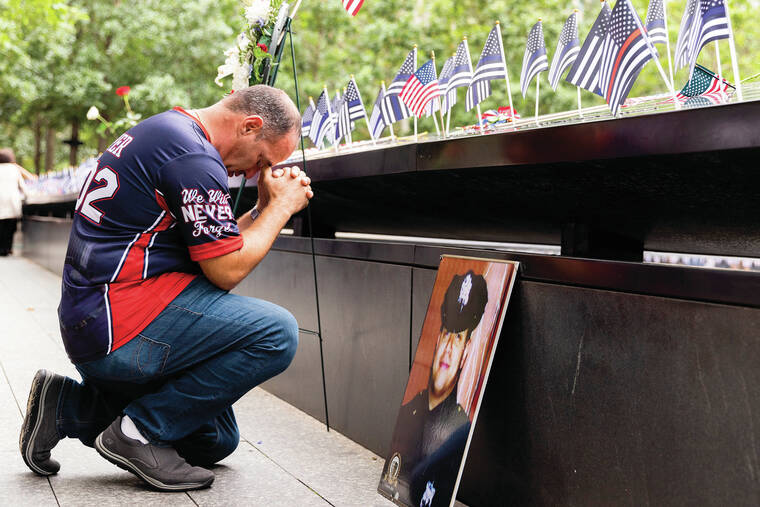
[378, 255, 519, 507]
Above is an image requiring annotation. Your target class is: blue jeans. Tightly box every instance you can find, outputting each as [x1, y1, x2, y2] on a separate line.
[57, 276, 298, 466]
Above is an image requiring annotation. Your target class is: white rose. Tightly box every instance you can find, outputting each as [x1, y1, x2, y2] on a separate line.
[244, 0, 270, 25]
[86, 106, 100, 121]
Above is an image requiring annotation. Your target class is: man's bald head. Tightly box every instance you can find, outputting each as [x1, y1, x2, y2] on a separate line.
[222, 85, 301, 141]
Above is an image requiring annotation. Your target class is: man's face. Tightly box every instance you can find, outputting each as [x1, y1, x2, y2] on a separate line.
[429, 328, 470, 398]
[224, 126, 297, 180]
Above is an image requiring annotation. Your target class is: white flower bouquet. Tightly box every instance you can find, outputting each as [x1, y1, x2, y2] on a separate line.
[216, 0, 291, 91]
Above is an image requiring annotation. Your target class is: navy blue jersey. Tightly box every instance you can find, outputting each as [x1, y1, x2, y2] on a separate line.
[59, 108, 243, 363]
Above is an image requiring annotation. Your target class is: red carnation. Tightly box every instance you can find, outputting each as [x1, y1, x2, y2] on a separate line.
[257, 43, 268, 53]
[115, 86, 131, 96]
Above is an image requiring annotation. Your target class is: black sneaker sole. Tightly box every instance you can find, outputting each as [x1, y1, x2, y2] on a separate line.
[19, 370, 58, 476]
[94, 433, 214, 492]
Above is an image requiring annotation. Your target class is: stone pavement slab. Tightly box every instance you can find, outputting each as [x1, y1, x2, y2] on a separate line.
[0, 256, 396, 506]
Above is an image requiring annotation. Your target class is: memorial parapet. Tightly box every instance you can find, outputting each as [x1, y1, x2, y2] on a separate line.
[221, 92, 760, 262]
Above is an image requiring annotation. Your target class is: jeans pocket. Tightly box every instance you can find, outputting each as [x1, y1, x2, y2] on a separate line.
[135, 335, 171, 377]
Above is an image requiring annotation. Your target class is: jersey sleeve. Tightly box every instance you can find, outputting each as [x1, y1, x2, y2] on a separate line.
[157, 152, 243, 262]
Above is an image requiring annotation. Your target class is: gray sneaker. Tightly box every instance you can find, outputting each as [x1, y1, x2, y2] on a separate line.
[95, 417, 214, 491]
[19, 369, 64, 476]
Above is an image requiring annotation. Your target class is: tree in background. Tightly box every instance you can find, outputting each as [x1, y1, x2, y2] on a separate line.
[268, 0, 758, 141]
[1, 0, 239, 171]
[2, 0, 758, 169]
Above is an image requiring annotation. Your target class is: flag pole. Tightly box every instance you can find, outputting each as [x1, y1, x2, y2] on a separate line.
[534, 18, 542, 126]
[430, 51, 441, 137]
[662, 0, 676, 90]
[382, 81, 396, 142]
[445, 50, 453, 137]
[714, 43, 722, 78]
[572, 9, 583, 119]
[722, 0, 743, 101]
[494, 21, 516, 123]
[413, 45, 418, 142]
[535, 72, 541, 126]
[627, 0, 680, 108]
[352, 75, 376, 146]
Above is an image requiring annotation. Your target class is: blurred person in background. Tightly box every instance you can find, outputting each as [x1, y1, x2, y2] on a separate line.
[0, 148, 32, 256]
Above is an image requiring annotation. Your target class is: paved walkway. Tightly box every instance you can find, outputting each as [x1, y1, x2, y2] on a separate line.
[0, 255, 396, 506]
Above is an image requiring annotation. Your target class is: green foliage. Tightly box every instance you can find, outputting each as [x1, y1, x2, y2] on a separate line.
[272, 0, 760, 140]
[1, 0, 239, 169]
[1, 0, 759, 166]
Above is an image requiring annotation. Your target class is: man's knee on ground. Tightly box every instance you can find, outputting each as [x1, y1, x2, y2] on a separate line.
[267, 307, 298, 373]
[180, 424, 240, 467]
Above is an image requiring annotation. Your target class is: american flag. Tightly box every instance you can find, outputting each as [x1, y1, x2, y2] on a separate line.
[368, 85, 388, 139]
[674, 0, 699, 69]
[344, 77, 368, 122]
[465, 26, 506, 111]
[598, 0, 656, 116]
[645, 0, 668, 46]
[520, 20, 549, 98]
[685, 0, 730, 78]
[566, 2, 612, 95]
[383, 48, 415, 122]
[400, 59, 441, 118]
[548, 12, 580, 90]
[308, 90, 333, 149]
[341, 0, 364, 16]
[301, 100, 315, 138]
[443, 40, 474, 113]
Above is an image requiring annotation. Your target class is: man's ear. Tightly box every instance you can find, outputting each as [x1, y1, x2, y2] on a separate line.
[242, 115, 264, 135]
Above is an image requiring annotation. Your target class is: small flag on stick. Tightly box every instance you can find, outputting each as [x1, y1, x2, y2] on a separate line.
[443, 39, 474, 114]
[301, 98, 315, 139]
[383, 48, 415, 122]
[466, 26, 508, 111]
[645, 0, 668, 46]
[674, 0, 699, 69]
[598, 0, 658, 116]
[519, 20, 549, 98]
[368, 85, 388, 140]
[685, 0, 730, 79]
[548, 11, 580, 90]
[336, 91, 352, 145]
[566, 1, 612, 96]
[400, 59, 442, 118]
[309, 89, 333, 150]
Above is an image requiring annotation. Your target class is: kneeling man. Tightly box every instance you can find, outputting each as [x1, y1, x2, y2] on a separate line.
[20, 85, 311, 491]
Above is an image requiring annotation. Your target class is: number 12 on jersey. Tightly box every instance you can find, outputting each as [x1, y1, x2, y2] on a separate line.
[75, 164, 120, 224]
